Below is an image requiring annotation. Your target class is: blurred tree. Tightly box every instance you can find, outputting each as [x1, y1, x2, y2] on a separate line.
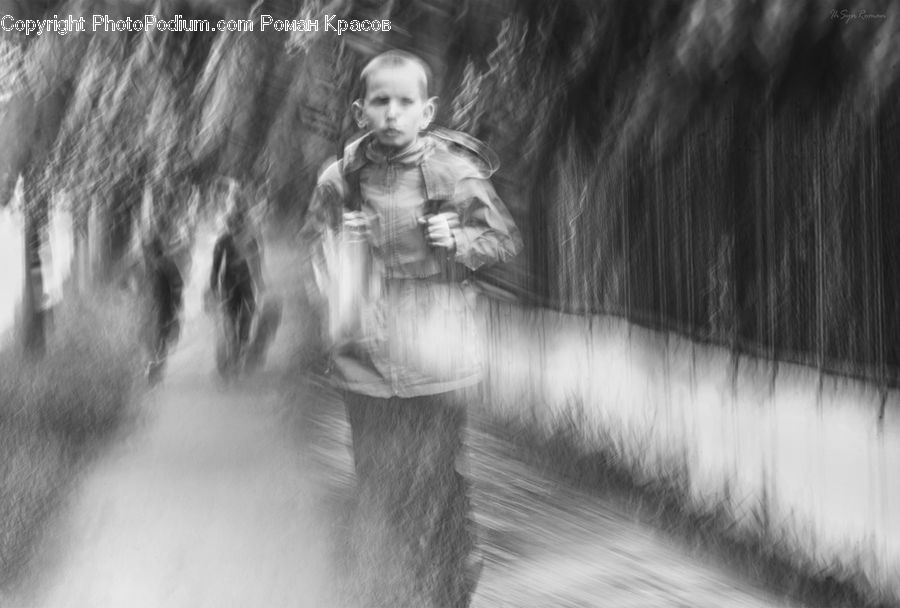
[4, 0, 900, 381]
[1, 0, 71, 356]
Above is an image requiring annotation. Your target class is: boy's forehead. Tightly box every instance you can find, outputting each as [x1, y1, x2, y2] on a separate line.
[363, 63, 428, 98]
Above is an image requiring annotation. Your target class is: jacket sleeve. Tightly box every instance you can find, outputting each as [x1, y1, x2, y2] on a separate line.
[297, 162, 346, 301]
[209, 237, 225, 294]
[170, 261, 184, 309]
[445, 177, 523, 271]
[247, 235, 265, 293]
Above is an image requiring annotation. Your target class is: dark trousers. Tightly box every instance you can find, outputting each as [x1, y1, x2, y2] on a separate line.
[343, 390, 478, 608]
[224, 288, 255, 347]
[216, 288, 255, 377]
[145, 295, 180, 363]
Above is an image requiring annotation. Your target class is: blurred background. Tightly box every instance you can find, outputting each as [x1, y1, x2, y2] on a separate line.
[3, 0, 900, 384]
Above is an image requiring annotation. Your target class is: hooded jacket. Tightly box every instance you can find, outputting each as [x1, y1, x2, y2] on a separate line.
[300, 130, 522, 398]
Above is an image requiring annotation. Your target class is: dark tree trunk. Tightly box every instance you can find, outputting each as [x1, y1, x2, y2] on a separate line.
[21, 191, 46, 358]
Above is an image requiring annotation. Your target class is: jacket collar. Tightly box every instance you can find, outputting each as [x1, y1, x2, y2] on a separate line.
[342, 132, 432, 174]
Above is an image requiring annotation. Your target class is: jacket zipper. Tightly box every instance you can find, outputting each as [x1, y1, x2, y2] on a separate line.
[386, 161, 400, 395]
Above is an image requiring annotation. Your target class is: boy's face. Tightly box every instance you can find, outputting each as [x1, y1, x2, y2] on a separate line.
[355, 64, 435, 150]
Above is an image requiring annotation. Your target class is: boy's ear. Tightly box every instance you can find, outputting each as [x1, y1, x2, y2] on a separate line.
[352, 100, 366, 129]
[420, 96, 438, 129]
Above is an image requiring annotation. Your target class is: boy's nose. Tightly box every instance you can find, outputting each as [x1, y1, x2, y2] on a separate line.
[386, 101, 399, 118]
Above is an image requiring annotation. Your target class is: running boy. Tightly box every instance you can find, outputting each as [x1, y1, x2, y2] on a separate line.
[301, 50, 521, 607]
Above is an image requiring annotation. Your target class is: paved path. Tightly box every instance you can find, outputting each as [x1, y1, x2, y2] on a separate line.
[9, 306, 339, 608]
[467, 428, 790, 608]
[7, 242, 796, 608]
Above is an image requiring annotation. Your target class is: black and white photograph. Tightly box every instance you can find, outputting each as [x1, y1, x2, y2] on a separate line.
[1, 1, 898, 606]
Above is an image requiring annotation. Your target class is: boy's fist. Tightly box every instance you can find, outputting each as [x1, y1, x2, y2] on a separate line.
[419, 212, 459, 251]
[342, 211, 369, 236]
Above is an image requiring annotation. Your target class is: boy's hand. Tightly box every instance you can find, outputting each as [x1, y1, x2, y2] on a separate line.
[419, 212, 459, 251]
[342, 211, 369, 237]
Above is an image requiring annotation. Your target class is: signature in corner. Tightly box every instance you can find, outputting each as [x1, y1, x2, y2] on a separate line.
[830, 8, 888, 23]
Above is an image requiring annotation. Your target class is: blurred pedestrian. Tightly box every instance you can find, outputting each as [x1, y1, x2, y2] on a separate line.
[142, 230, 183, 385]
[209, 184, 266, 378]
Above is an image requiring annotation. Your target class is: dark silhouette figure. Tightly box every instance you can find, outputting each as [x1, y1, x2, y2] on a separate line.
[209, 206, 264, 378]
[144, 235, 184, 385]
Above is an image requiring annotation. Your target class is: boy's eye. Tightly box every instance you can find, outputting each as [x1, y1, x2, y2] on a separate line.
[370, 96, 389, 105]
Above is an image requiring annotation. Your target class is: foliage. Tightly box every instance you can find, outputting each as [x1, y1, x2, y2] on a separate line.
[0, 288, 141, 587]
[8, 0, 900, 375]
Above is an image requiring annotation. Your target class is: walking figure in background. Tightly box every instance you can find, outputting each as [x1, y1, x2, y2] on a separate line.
[209, 187, 275, 378]
[300, 50, 521, 607]
[143, 233, 184, 385]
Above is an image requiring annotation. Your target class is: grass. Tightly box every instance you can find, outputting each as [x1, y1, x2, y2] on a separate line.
[483, 403, 900, 608]
[0, 288, 142, 589]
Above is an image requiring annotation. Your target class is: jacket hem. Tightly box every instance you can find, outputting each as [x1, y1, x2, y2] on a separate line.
[328, 373, 482, 399]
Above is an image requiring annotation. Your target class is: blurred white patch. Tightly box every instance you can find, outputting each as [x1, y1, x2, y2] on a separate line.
[485, 307, 900, 595]
[0, 204, 25, 342]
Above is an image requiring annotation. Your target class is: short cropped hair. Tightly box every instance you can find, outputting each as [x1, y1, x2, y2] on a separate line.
[358, 50, 432, 99]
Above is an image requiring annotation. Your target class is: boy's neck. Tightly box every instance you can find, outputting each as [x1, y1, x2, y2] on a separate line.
[370, 136, 424, 159]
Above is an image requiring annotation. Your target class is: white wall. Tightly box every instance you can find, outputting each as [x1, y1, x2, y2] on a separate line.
[480, 301, 900, 597]
[0, 190, 73, 346]
[0, 205, 24, 342]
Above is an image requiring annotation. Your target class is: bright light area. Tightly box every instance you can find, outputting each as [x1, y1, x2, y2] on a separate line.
[0, 194, 75, 346]
[45, 206, 74, 309]
[0, 206, 24, 343]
